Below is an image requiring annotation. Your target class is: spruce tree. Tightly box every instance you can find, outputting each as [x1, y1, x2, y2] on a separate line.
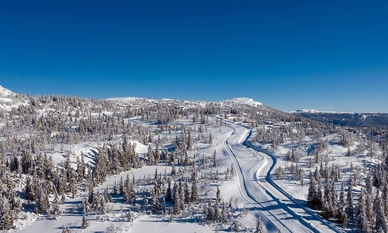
[165, 178, 172, 202]
[190, 174, 199, 203]
[255, 216, 265, 233]
[355, 189, 368, 232]
[345, 178, 354, 219]
[216, 186, 221, 202]
[375, 194, 388, 233]
[81, 215, 89, 229]
[221, 201, 227, 224]
[0, 197, 13, 230]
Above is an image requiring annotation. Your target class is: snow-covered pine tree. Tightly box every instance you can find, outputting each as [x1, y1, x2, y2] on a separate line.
[375, 194, 388, 232]
[0, 197, 13, 230]
[221, 201, 227, 224]
[216, 186, 221, 202]
[81, 215, 89, 229]
[104, 186, 112, 202]
[206, 203, 214, 223]
[355, 188, 368, 232]
[184, 179, 190, 204]
[255, 215, 264, 233]
[61, 225, 71, 233]
[165, 178, 172, 202]
[345, 177, 354, 220]
[151, 194, 160, 214]
[190, 172, 199, 203]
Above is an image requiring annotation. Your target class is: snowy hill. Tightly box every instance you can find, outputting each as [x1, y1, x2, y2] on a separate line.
[107, 96, 263, 108]
[0, 85, 27, 111]
[293, 109, 388, 127]
[221, 97, 262, 107]
[291, 109, 337, 114]
[2, 86, 388, 233]
[0, 85, 15, 97]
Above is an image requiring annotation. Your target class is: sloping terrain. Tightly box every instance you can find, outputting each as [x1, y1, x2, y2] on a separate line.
[0, 85, 28, 111]
[0, 85, 387, 232]
[294, 111, 388, 127]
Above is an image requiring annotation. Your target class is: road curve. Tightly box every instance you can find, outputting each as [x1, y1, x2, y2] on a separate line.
[217, 117, 344, 233]
[243, 130, 345, 233]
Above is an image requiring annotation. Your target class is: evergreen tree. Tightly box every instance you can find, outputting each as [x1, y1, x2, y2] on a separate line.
[147, 145, 154, 165]
[307, 174, 319, 207]
[100, 192, 106, 214]
[165, 178, 172, 202]
[0, 197, 13, 230]
[355, 189, 368, 232]
[151, 194, 160, 214]
[206, 203, 214, 223]
[221, 201, 227, 224]
[81, 215, 89, 229]
[216, 186, 221, 202]
[113, 181, 118, 195]
[61, 226, 71, 233]
[214, 200, 220, 222]
[35, 186, 50, 214]
[52, 198, 62, 219]
[119, 176, 124, 195]
[316, 181, 323, 209]
[190, 173, 199, 203]
[173, 193, 181, 215]
[375, 194, 388, 232]
[171, 164, 176, 176]
[255, 216, 265, 233]
[322, 197, 331, 220]
[25, 176, 35, 201]
[184, 179, 190, 204]
[213, 150, 217, 167]
[143, 195, 149, 213]
[345, 178, 354, 219]
[104, 186, 112, 202]
[365, 190, 374, 223]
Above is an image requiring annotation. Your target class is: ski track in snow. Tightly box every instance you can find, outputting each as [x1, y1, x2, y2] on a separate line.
[215, 116, 345, 233]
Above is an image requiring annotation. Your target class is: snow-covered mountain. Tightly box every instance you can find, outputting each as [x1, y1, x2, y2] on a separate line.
[0, 85, 16, 97]
[293, 109, 388, 127]
[221, 97, 262, 106]
[0, 85, 27, 111]
[107, 96, 263, 108]
[291, 109, 337, 114]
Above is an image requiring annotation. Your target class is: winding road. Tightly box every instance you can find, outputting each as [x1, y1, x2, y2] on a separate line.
[219, 117, 344, 233]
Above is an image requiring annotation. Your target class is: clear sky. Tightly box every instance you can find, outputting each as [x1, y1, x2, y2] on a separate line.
[0, 1, 387, 112]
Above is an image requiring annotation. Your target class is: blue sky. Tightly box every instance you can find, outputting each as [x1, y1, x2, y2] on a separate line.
[0, 1, 387, 112]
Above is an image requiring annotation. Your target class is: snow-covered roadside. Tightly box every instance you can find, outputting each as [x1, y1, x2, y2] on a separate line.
[217, 116, 346, 233]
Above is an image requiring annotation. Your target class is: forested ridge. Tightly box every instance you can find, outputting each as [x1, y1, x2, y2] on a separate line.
[0, 91, 387, 232]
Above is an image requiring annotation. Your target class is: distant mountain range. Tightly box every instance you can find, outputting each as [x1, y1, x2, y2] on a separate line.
[293, 110, 388, 127]
[2, 84, 387, 128]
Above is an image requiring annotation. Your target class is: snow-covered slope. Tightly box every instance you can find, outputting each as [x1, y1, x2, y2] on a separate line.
[221, 97, 262, 106]
[291, 109, 336, 114]
[292, 109, 388, 127]
[0, 85, 15, 97]
[107, 96, 263, 108]
[0, 85, 27, 111]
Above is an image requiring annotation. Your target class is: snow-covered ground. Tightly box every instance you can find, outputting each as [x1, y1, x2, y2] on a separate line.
[1, 87, 385, 233]
[0, 85, 27, 111]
